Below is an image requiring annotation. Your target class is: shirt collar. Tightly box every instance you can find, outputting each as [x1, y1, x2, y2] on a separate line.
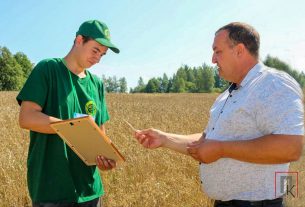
[239, 62, 265, 88]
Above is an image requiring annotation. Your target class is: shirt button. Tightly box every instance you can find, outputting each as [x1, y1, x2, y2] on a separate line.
[220, 111, 223, 113]
[212, 127, 215, 130]
[229, 94, 232, 97]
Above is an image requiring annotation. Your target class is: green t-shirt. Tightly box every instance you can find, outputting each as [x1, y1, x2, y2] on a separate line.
[16, 58, 110, 203]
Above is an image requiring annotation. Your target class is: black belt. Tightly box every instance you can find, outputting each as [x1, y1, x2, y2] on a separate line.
[214, 197, 283, 207]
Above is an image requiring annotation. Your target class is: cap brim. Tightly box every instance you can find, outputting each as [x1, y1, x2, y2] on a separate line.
[96, 38, 120, 54]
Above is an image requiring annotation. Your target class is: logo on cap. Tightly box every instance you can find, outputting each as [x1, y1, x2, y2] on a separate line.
[104, 29, 111, 40]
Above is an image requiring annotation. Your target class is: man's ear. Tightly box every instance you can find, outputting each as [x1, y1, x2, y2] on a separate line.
[235, 43, 245, 57]
[75, 35, 83, 46]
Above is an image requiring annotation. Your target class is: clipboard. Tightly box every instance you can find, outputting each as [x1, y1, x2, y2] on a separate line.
[50, 116, 125, 166]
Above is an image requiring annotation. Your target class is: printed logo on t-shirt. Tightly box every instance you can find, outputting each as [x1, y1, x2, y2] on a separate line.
[85, 100, 97, 117]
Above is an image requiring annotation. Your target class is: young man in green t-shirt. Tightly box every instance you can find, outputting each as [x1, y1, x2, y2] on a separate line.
[17, 20, 119, 207]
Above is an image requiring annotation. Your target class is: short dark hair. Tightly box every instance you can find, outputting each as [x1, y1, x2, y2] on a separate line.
[81, 35, 93, 44]
[73, 35, 93, 45]
[216, 22, 260, 58]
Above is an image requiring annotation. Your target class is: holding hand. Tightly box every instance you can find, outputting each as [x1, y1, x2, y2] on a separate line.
[187, 139, 223, 164]
[96, 156, 116, 170]
[134, 128, 166, 149]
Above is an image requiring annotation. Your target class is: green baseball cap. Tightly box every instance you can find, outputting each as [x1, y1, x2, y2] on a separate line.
[76, 20, 120, 54]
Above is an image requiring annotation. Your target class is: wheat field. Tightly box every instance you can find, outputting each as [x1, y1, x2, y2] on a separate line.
[0, 92, 304, 207]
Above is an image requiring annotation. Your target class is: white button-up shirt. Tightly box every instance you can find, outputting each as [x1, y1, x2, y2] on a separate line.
[200, 62, 304, 201]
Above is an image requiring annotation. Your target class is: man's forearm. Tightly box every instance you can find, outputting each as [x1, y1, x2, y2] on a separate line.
[221, 134, 304, 164]
[163, 132, 204, 155]
[19, 110, 61, 134]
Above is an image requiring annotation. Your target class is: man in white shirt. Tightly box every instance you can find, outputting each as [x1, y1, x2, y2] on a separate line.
[134, 22, 304, 207]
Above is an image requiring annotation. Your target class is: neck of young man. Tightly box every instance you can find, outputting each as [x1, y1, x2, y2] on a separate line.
[63, 53, 87, 78]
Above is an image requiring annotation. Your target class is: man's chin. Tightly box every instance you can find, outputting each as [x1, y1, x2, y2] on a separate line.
[86, 62, 95, 68]
[217, 69, 223, 77]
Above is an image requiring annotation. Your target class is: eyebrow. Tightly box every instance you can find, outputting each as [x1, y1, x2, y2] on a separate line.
[93, 47, 101, 52]
[93, 47, 107, 55]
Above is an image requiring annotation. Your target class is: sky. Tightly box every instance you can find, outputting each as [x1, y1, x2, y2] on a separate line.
[1, 0, 305, 88]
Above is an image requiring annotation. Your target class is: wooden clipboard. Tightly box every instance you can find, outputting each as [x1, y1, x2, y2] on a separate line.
[50, 116, 125, 165]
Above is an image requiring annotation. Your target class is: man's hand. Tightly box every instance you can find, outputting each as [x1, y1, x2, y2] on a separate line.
[96, 156, 116, 171]
[134, 128, 166, 149]
[187, 139, 223, 163]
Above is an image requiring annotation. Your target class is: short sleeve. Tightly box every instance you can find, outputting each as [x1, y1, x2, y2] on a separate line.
[256, 77, 304, 135]
[16, 60, 49, 108]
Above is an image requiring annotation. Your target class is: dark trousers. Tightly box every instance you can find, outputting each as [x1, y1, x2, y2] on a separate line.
[32, 197, 101, 207]
[214, 197, 283, 207]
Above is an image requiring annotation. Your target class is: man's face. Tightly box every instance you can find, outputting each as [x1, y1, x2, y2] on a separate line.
[77, 37, 108, 68]
[212, 30, 238, 82]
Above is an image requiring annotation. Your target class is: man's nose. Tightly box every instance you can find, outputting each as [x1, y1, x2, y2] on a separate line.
[96, 57, 101, 63]
[212, 53, 217, 64]
[94, 55, 102, 63]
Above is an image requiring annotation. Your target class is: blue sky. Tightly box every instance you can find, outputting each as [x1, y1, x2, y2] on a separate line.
[1, 0, 304, 88]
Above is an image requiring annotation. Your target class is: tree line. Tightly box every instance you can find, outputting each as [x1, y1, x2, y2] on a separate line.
[102, 75, 127, 93]
[1, 46, 305, 92]
[130, 56, 305, 93]
[130, 64, 227, 93]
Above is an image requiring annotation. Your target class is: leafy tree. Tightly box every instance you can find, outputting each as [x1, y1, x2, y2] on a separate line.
[133, 77, 146, 93]
[264, 55, 305, 88]
[195, 66, 204, 92]
[172, 76, 186, 93]
[119, 77, 127, 93]
[101, 74, 107, 84]
[104, 76, 118, 92]
[138, 77, 145, 86]
[297, 72, 305, 87]
[160, 73, 169, 93]
[185, 81, 196, 92]
[214, 68, 221, 88]
[201, 64, 215, 92]
[186, 67, 195, 83]
[102, 75, 128, 93]
[145, 78, 160, 93]
[167, 78, 173, 93]
[176, 65, 188, 81]
[0, 47, 25, 90]
[14, 52, 33, 78]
